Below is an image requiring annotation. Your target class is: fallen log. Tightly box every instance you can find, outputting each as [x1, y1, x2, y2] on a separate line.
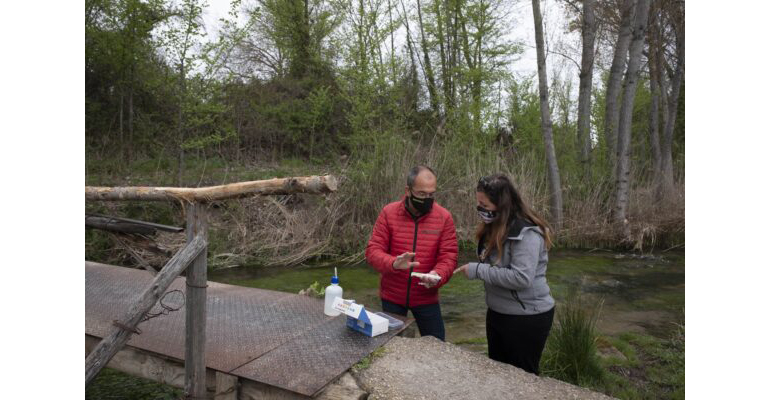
[85, 175, 338, 202]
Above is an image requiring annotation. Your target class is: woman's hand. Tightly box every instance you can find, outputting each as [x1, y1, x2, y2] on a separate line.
[454, 264, 471, 279]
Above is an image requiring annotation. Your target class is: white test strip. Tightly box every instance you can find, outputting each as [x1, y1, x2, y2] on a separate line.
[411, 272, 441, 281]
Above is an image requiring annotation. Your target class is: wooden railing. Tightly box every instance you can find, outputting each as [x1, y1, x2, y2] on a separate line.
[84, 175, 338, 398]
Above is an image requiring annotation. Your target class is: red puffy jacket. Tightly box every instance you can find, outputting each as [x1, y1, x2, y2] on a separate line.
[365, 197, 459, 307]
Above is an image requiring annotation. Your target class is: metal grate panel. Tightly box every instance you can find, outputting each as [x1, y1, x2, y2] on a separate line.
[85, 262, 410, 396]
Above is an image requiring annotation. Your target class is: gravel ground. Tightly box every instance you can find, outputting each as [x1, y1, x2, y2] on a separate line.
[353, 336, 614, 400]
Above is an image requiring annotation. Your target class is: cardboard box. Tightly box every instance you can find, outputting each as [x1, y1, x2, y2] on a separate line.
[331, 298, 388, 337]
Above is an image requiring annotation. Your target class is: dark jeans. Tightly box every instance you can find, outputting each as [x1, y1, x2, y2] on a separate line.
[486, 306, 555, 375]
[381, 299, 445, 341]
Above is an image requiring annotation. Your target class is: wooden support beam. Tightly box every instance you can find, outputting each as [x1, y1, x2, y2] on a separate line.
[86, 213, 184, 233]
[185, 203, 208, 399]
[85, 234, 207, 386]
[86, 175, 338, 202]
[86, 214, 157, 235]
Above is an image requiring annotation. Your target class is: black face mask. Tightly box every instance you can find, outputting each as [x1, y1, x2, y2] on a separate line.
[409, 192, 434, 215]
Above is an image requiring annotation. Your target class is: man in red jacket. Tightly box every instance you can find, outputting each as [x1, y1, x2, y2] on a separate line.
[365, 165, 458, 340]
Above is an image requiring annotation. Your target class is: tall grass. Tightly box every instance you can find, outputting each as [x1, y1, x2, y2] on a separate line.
[540, 293, 605, 386]
[85, 133, 685, 267]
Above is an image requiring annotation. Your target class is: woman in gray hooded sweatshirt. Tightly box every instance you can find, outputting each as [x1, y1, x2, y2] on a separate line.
[455, 174, 555, 375]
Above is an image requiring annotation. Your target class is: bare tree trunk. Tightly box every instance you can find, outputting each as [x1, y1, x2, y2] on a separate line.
[449, 0, 459, 109]
[128, 85, 134, 161]
[388, 0, 397, 84]
[416, 0, 440, 115]
[613, 0, 651, 237]
[119, 92, 124, 155]
[577, 0, 597, 177]
[603, 0, 635, 168]
[648, 14, 662, 190]
[659, 18, 684, 201]
[434, 0, 451, 114]
[177, 60, 186, 187]
[532, 0, 563, 229]
[649, 53, 662, 187]
[400, 0, 420, 113]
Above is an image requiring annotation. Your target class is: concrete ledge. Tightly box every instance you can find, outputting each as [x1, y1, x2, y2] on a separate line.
[353, 336, 614, 400]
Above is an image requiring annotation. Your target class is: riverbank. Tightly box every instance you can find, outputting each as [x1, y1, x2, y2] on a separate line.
[86, 156, 685, 270]
[86, 248, 684, 399]
[213, 249, 685, 399]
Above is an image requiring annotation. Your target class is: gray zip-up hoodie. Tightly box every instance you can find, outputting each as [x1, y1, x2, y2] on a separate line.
[467, 219, 555, 315]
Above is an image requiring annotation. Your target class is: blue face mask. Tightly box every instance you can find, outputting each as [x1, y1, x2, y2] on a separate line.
[477, 205, 497, 224]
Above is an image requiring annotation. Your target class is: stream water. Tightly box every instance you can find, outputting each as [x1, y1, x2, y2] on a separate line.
[209, 249, 684, 353]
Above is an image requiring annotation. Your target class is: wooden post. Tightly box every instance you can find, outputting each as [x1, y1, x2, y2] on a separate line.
[185, 202, 208, 399]
[85, 235, 207, 385]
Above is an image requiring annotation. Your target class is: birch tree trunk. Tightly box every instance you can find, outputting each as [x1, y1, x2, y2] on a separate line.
[613, 0, 651, 237]
[603, 0, 635, 168]
[532, 0, 563, 229]
[577, 0, 597, 177]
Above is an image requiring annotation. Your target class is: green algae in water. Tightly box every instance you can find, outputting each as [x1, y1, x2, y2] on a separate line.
[209, 249, 684, 345]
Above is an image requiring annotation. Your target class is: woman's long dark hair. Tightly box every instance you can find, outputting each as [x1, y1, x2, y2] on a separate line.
[475, 174, 554, 260]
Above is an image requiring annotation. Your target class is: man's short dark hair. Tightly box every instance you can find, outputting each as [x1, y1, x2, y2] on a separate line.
[407, 165, 437, 188]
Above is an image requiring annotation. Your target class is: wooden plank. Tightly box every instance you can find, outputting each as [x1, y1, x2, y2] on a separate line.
[86, 175, 338, 202]
[215, 372, 239, 400]
[185, 202, 208, 399]
[85, 234, 207, 386]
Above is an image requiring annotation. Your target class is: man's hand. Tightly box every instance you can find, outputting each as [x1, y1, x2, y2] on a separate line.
[393, 252, 419, 270]
[416, 271, 442, 288]
[453, 264, 471, 279]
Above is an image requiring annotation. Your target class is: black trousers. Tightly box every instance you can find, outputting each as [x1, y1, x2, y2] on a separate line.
[382, 299, 446, 341]
[486, 306, 555, 375]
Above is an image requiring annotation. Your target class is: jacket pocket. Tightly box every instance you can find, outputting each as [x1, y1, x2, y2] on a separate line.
[510, 289, 526, 310]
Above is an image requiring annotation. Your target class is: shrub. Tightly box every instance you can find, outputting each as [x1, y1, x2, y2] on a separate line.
[541, 293, 604, 386]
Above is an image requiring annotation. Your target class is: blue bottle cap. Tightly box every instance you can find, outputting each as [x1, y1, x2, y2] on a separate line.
[331, 275, 339, 284]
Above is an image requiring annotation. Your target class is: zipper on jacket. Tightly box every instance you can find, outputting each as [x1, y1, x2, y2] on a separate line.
[405, 215, 419, 308]
[510, 290, 526, 310]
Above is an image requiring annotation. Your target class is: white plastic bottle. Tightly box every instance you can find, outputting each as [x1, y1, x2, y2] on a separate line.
[324, 267, 343, 316]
